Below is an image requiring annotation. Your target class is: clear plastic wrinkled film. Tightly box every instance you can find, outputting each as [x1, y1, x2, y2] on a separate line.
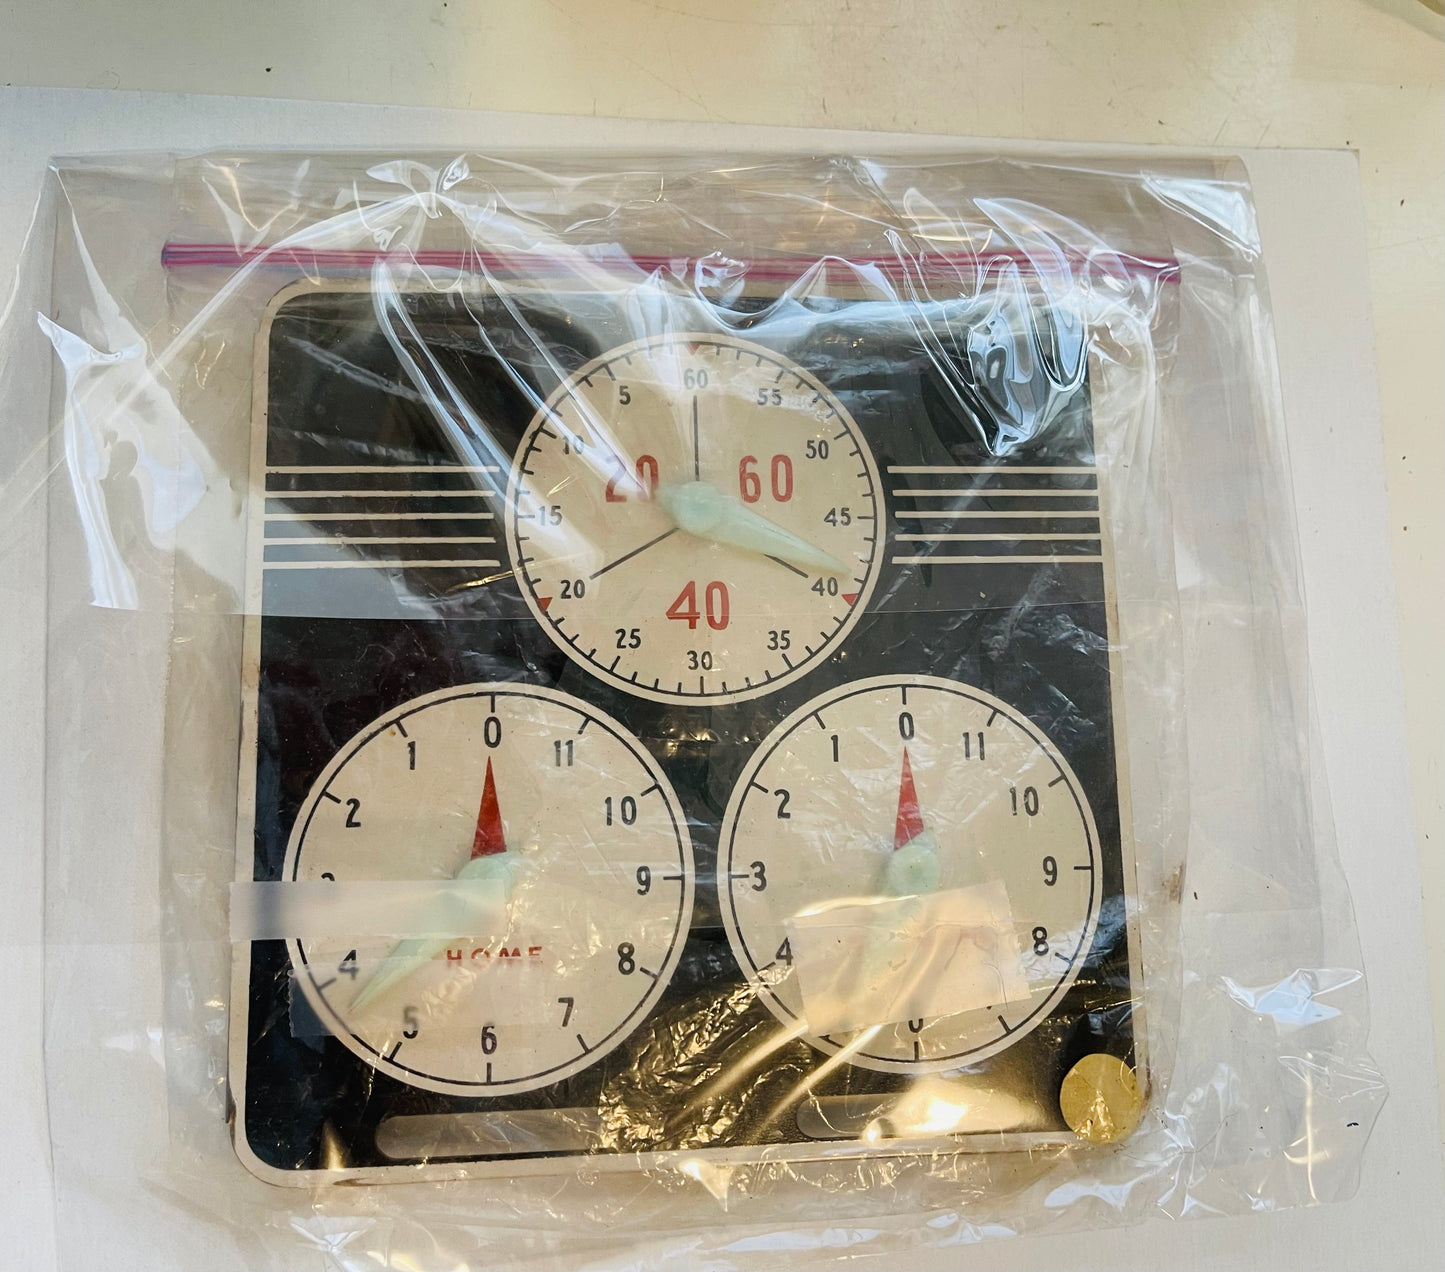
[0, 150, 1382, 1270]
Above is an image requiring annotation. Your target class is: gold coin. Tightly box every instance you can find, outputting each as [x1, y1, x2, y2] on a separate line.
[1060, 1054, 1144, 1144]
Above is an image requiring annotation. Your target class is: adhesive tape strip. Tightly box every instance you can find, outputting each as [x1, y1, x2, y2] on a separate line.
[229, 879, 509, 941]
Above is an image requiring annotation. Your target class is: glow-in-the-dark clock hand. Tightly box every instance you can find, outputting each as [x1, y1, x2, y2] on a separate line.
[349, 758, 518, 1013]
[881, 748, 941, 896]
[655, 480, 850, 575]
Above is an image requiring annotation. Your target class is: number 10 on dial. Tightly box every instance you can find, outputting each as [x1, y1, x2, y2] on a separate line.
[284, 684, 695, 1096]
[720, 675, 1101, 1073]
[506, 334, 882, 704]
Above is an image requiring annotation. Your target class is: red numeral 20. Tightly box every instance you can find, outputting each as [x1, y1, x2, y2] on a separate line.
[605, 453, 659, 502]
[666, 580, 729, 630]
[738, 454, 793, 504]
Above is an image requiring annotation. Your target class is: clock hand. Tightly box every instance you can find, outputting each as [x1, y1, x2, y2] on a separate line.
[589, 527, 679, 580]
[691, 394, 701, 481]
[655, 480, 850, 575]
[349, 757, 518, 1013]
[881, 748, 941, 896]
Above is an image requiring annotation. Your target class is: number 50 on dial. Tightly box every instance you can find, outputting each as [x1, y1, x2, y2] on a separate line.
[506, 334, 883, 704]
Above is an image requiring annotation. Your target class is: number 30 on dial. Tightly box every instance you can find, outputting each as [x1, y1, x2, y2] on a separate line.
[506, 334, 882, 704]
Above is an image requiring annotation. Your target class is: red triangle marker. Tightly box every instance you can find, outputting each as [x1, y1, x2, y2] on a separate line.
[470, 757, 508, 858]
[894, 748, 925, 850]
[842, 592, 858, 606]
[537, 596, 552, 611]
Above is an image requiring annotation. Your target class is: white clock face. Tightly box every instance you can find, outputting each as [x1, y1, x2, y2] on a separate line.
[720, 675, 1100, 1074]
[285, 684, 694, 1096]
[505, 333, 882, 704]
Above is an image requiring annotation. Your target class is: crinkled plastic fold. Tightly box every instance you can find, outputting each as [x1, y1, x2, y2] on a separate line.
[0, 147, 1383, 1270]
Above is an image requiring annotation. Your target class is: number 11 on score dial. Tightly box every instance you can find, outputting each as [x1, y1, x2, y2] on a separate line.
[505, 334, 883, 705]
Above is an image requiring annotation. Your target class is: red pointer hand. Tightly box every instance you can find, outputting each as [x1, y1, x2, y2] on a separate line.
[895, 747, 925, 850]
[471, 757, 507, 858]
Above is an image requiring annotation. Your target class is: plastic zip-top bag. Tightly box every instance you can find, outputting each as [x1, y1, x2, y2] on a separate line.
[3, 149, 1382, 1270]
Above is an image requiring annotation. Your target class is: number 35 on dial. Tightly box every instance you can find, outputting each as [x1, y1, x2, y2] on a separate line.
[505, 334, 882, 704]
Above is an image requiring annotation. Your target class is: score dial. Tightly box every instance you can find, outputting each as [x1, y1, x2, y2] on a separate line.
[720, 674, 1101, 1073]
[285, 684, 694, 1096]
[505, 333, 882, 704]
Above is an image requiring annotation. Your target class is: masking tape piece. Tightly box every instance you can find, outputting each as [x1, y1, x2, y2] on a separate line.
[785, 880, 1032, 1036]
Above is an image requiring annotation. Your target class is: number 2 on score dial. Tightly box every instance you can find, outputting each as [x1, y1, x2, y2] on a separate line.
[505, 333, 882, 705]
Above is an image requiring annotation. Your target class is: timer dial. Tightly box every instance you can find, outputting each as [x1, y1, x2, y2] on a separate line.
[285, 684, 694, 1096]
[505, 334, 882, 704]
[720, 675, 1101, 1074]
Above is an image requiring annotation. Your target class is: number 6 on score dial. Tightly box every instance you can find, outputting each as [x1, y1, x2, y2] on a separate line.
[505, 333, 882, 704]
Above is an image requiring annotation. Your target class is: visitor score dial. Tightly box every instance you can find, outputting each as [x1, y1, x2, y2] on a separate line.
[284, 684, 694, 1096]
[505, 334, 882, 704]
[720, 675, 1101, 1074]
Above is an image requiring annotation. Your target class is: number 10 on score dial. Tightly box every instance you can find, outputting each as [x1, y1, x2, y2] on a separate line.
[505, 334, 883, 705]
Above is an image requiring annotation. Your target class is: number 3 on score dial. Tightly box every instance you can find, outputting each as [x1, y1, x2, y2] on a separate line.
[666, 581, 729, 631]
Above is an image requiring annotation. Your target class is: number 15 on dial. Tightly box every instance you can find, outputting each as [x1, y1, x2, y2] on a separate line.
[506, 334, 883, 704]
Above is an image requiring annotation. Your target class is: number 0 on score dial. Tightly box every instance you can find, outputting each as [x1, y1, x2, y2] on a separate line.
[719, 675, 1102, 1073]
[505, 334, 883, 704]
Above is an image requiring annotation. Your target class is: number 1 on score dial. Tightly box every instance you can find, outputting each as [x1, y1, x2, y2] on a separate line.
[505, 333, 882, 704]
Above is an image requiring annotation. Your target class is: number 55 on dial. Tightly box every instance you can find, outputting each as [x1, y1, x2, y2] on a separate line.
[506, 334, 882, 704]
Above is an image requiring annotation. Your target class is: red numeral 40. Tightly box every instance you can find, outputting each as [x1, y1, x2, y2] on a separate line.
[666, 580, 729, 630]
[738, 454, 794, 504]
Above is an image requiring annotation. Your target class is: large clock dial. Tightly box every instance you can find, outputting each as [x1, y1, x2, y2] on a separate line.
[720, 675, 1101, 1074]
[505, 333, 882, 704]
[284, 684, 694, 1096]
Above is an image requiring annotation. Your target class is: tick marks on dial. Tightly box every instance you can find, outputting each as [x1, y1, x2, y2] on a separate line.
[1074, 863, 1094, 872]
[576, 717, 591, 734]
[748, 780, 770, 794]
[638, 782, 661, 798]
[576, 1033, 590, 1054]
[485, 1062, 494, 1084]
[1056, 951, 1073, 965]
[321, 791, 342, 803]
[997, 1015, 1014, 1035]
[601, 363, 616, 380]
[386, 1041, 403, 1061]
[913, 1039, 922, 1062]
[393, 720, 408, 738]
[636, 966, 658, 980]
[1049, 772, 1067, 787]
[315, 978, 337, 992]
[986, 709, 1000, 726]
[811, 711, 826, 730]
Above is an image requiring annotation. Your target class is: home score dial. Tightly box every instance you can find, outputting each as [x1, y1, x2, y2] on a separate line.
[505, 334, 883, 704]
[284, 684, 695, 1097]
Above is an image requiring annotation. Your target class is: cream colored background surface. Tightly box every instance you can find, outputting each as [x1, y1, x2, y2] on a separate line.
[0, 1, 1440, 1267]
